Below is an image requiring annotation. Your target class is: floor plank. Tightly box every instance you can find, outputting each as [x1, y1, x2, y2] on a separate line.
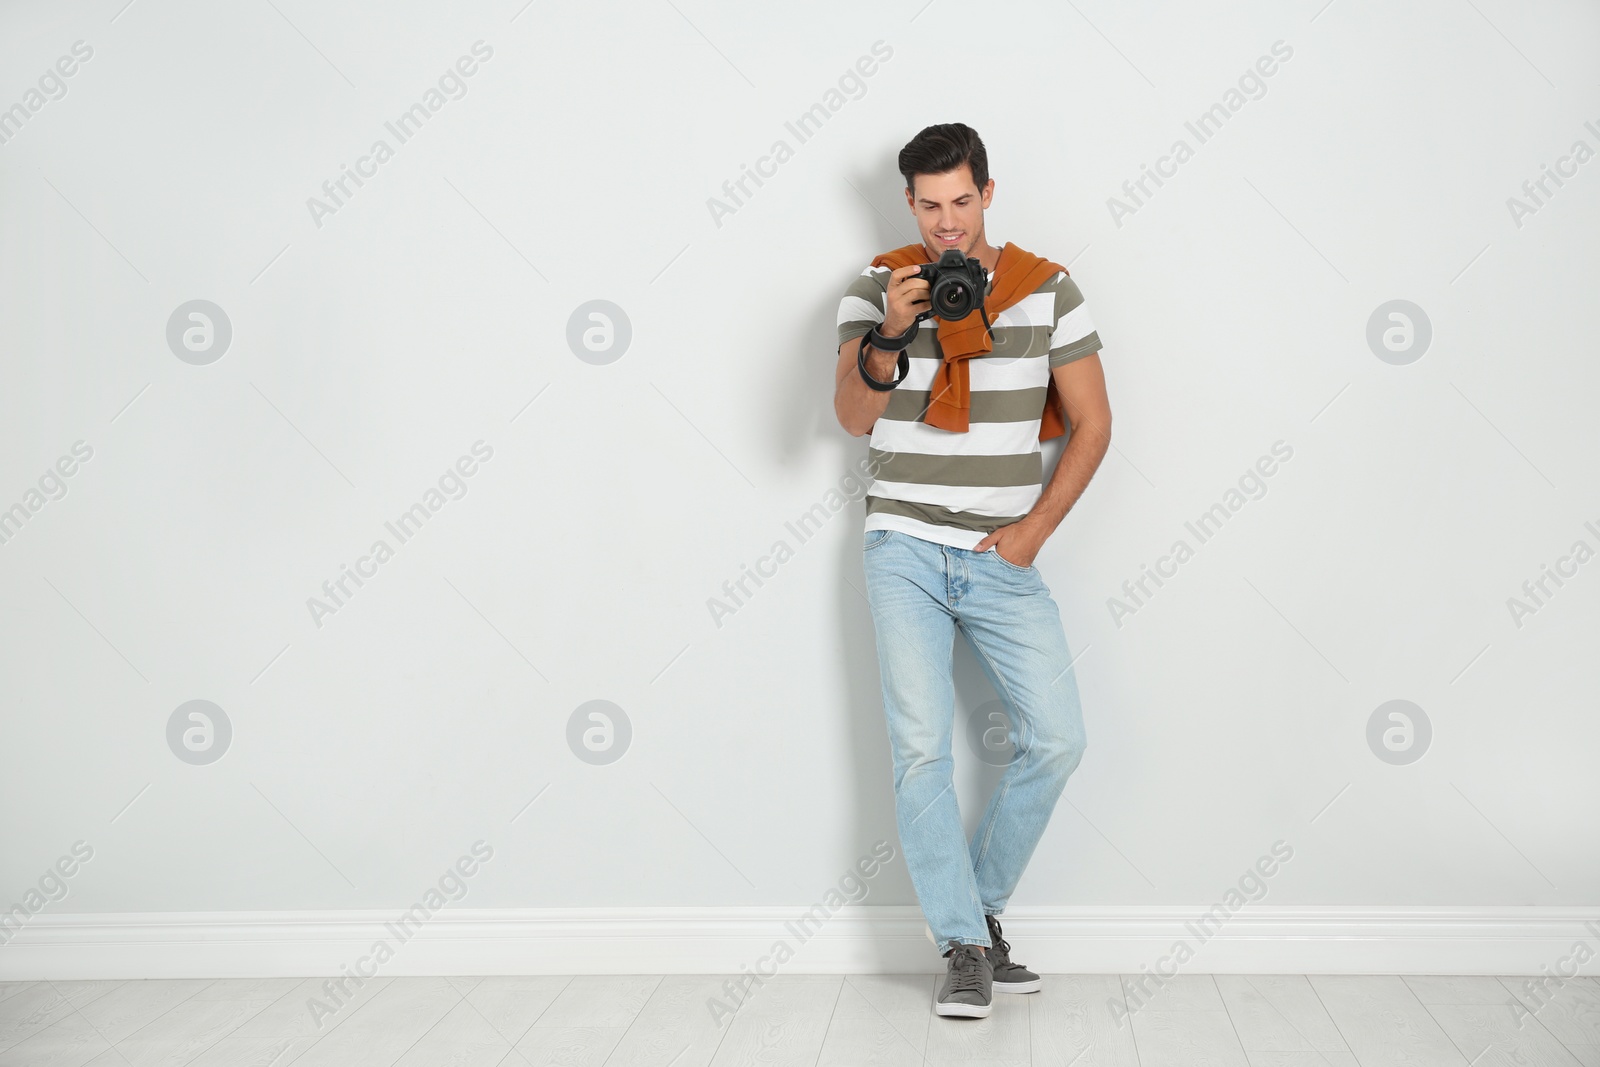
[1499, 976, 1600, 1063]
[71, 979, 211, 1046]
[1426, 1000, 1585, 1067]
[725, 973, 841, 1019]
[1122, 974, 1225, 1013]
[390, 997, 518, 1067]
[1308, 974, 1470, 1066]
[459, 976, 571, 1047]
[707, 1012, 833, 1067]
[513, 1025, 627, 1066]
[816, 976, 931, 1066]
[1029, 974, 1139, 1067]
[1405, 975, 1523, 1005]
[190, 978, 300, 1002]
[532, 975, 658, 1028]
[708, 975, 842, 1067]
[603, 974, 755, 1067]
[1130, 1009, 1250, 1067]
[291, 976, 462, 1067]
[0, 981, 123, 1051]
[80, 995, 282, 1067]
[1216, 975, 1348, 1053]
[182, 975, 391, 1067]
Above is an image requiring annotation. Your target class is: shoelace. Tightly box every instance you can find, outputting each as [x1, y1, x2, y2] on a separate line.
[945, 943, 987, 993]
[986, 916, 1011, 962]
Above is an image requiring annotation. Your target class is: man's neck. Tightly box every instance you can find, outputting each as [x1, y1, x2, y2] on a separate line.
[976, 238, 1001, 272]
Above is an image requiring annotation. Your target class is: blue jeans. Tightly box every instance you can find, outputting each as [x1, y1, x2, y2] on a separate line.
[862, 528, 1087, 950]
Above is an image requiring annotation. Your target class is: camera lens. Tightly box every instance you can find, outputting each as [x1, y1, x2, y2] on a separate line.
[932, 276, 975, 319]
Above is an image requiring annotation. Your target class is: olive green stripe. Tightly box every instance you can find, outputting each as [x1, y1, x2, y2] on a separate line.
[866, 496, 1028, 533]
[884, 387, 1049, 423]
[867, 447, 1041, 487]
[1047, 272, 1087, 315]
[1048, 329, 1101, 363]
[901, 328, 1051, 357]
[841, 274, 887, 303]
[837, 326, 1056, 357]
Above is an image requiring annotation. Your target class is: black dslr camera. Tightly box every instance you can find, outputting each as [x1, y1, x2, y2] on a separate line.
[855, 247, 994, 392]
[914, 248, 990, 322]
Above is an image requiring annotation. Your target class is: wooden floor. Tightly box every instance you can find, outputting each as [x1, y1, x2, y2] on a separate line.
[1, 972, 1596, 1066]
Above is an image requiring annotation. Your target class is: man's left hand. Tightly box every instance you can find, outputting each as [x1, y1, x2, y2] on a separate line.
[972, 519, 1049, 569]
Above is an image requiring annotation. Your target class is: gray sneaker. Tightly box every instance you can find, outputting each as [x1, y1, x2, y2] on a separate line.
[935, 940, 993, 1018]
[985, 913, 1041, 994]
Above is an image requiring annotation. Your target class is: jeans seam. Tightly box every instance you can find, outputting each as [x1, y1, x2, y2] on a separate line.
[963, 623, 1038, 885]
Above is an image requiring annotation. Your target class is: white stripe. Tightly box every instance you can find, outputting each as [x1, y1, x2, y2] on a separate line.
[867, 478, 1041, 515]
[870, 417, 1043, 457]
[864, 513, 988, 550]
[1050, 300, 1096, 351]
[992, 291, 1056, 329]
[899, 353, 1049, 392]
[836, 294, 884, 325]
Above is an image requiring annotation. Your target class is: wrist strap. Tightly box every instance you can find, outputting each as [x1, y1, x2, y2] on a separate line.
[866, 319, 918, 351]
[857, 333, 909, 391]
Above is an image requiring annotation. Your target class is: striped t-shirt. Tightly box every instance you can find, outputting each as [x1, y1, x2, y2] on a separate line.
[836, 245, 1103, 550]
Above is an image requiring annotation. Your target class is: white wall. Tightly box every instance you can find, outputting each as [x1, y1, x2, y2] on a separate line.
[1, 0, 1597, 972]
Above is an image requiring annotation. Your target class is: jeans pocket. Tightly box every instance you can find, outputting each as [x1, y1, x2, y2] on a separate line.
[989, 546, 1033, 573]
[864, 529, 892, 551]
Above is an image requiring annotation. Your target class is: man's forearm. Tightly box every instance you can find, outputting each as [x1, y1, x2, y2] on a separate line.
[835, 339, 901, 436]
[1026, 414, 1111, 534]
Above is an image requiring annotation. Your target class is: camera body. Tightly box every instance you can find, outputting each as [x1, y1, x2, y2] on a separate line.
[914, 248, 990, 322]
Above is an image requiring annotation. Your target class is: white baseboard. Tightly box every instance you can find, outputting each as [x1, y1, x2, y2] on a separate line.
[3, 905, 1598, 981]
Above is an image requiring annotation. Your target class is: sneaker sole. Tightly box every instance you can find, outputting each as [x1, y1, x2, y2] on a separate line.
[993, 977, 1042, 994]
[935, 999, 993, 1018]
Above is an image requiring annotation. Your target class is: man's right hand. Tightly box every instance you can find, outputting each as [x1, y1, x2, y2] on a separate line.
[880, 263, 931, 337]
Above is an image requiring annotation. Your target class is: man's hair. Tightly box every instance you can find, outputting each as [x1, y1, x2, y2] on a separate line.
[898, 122, 989, 199]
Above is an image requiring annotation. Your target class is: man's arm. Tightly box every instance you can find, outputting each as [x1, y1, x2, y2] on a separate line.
[834, 264, 929, 436]
[1030, 353, 1112, 530]
[972, 353, 1112, 561]
[834, 336, 902, 437]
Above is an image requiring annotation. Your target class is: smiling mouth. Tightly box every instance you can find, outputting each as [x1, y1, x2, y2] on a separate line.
[936, 232, 964, 244]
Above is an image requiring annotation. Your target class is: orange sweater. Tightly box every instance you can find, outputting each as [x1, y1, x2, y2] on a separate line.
[870, 241, 1068, 439]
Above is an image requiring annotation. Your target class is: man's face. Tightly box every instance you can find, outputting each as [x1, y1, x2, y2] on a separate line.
[903, 163, 994, 259]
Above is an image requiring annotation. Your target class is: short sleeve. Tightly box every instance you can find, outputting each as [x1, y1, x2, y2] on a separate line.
[1046, 271, 1103, 368]
[836, 265, 889, 347]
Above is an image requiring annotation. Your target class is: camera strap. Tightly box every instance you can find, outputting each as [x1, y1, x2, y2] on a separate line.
[866, 320, 918, 351]
[856, 333, 909, 391]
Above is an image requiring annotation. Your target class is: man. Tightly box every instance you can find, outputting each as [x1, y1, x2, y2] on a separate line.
[832, 123, 1111, 1018]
